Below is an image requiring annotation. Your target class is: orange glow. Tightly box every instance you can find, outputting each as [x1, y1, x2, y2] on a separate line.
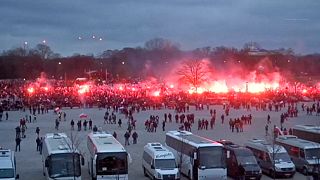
[78, 84, 89, 94]
[43, 87, 49, 91]
[27, 87, 34, 94]
[208, 81, 228, 93]
[169, 84, 174, 88]
[119, 86, 123, 91]
[302, 89, 307, 94]
[153, 91, 160, 97]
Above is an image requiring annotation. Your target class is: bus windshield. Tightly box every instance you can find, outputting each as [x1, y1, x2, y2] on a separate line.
[305, 148, 320, 160]
[199, 147, 226, 169]
[48, 153, 81, 178]
[271, 152, 291, 163]
[96, 152, 128, 175]
[155, 159, 177, 169]
[0, 168, 14, 178]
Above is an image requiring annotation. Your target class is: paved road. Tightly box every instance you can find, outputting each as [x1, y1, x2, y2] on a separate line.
[0, 103, 318, 180]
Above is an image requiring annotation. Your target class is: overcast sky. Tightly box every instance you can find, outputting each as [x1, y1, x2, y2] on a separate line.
[1, 0, 319, 56]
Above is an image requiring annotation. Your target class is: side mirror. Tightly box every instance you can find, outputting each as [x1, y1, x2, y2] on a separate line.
[45, 159, 49, 167]
[81, 156, 85, 166]
[16, 174, 19, 179]
[151, 164, 155, 169]
[128, 153, 132, 164]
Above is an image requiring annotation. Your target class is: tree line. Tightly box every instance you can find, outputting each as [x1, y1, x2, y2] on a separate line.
[0, 38, 319, 82]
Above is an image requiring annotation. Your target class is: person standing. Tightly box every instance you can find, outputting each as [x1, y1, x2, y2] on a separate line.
[5, 112, 8, 120]
[124, 131, 130, 146]
[89, 119, 92, 130]
[132, 131, 138, 144]
[55, 119, 59, 130]
[15, 126, 21, 138]
[93, 125, 98, 132]
[162, 120, 166, 131]
[118, 119, 122, 127]
[265, 124, 269, 136]
[39, 137, 43, 154]
[36, 137, 41, 151]
[70, 119, 74, 130]
[36, 127, 40, 137]
[15, 137, 21, 152]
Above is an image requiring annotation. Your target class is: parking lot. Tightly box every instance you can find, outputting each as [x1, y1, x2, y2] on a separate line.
[0, 103, 318, 179]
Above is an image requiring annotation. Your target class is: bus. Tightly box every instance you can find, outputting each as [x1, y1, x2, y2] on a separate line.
[218, 140, 262, 179]
[87, 131, 131, 180]
[245, 139, 295, 178]
[42, 133, 84, 180]
[293, 125, 320, 143]
[276, 135, 320, 175]
[165, 131, 227, 180]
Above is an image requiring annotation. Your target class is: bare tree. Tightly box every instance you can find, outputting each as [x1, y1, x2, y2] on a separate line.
[177, 59, 209, 91]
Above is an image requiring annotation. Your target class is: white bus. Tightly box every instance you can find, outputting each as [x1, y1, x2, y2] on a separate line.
[87, 131, 130, 180]
[245, 139, 295, 178]
[42, 133, 84, 180]
[165, 131, 227, 180]
[142, 143, 180, 180]
[293, 125, 320, 143]
[0, 149, 19, 180]
[276, 135, 320, 175]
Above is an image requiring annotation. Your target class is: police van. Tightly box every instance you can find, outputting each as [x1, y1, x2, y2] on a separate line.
[245, 139, 295, 178]
[142, 143, 180, 180]
[276, 135, 320, 175]
[0, 149, 19, 180]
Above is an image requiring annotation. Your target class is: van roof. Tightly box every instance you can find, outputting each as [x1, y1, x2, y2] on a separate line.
[0, 149, 14, 169]
[144, 143, 174, 159]
[245, 139, 287, 153]
[276, 135, 320, 149]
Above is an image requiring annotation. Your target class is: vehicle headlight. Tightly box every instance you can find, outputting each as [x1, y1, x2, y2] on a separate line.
[275, 166, 281, 171]
[259, 169, 262, 174]
[176, 171, 180, 178]
[157, 172, 161, 178]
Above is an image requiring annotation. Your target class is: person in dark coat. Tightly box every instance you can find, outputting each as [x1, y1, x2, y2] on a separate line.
[132, 131, 138, 144]
[15, 137, 21, 152]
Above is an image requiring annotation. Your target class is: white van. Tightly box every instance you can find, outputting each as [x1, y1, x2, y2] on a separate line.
[276, 135, 320, 175]
[245, 139, 295, 178]
[0, 149, 19, 180]
[142, 143, 180, 180]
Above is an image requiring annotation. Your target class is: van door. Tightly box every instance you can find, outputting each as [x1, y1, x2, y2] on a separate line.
[230, 151, 238, 177]
[258, 152, 271, 173]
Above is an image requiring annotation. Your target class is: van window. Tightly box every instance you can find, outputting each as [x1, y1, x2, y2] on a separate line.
[271, 152, 291, 163]
[155, 159, 176, 169]
[0, 168, 14, 178]
[305, 148, 320, 160]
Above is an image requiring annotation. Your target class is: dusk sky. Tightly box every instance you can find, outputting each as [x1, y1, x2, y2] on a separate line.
[1, 0, 319, 56]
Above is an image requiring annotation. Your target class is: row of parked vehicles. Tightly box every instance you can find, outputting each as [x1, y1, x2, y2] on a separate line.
[0, 124, 319, 180]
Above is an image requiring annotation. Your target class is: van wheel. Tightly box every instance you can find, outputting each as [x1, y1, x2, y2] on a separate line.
[269, 169, 275, 178]
[143, 167, 147, 177]
[302, 167, 308, 175]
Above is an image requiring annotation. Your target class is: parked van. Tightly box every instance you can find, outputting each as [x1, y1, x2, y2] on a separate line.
[276, 135, 320, 175]
[218, 140, 262, 180]
[0, 149, 19, 180]
[142, 143, 180, 180]
[245, 139, 295, 178]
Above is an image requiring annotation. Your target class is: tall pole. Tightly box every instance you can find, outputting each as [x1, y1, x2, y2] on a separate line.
[105, 68, 108, 82]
